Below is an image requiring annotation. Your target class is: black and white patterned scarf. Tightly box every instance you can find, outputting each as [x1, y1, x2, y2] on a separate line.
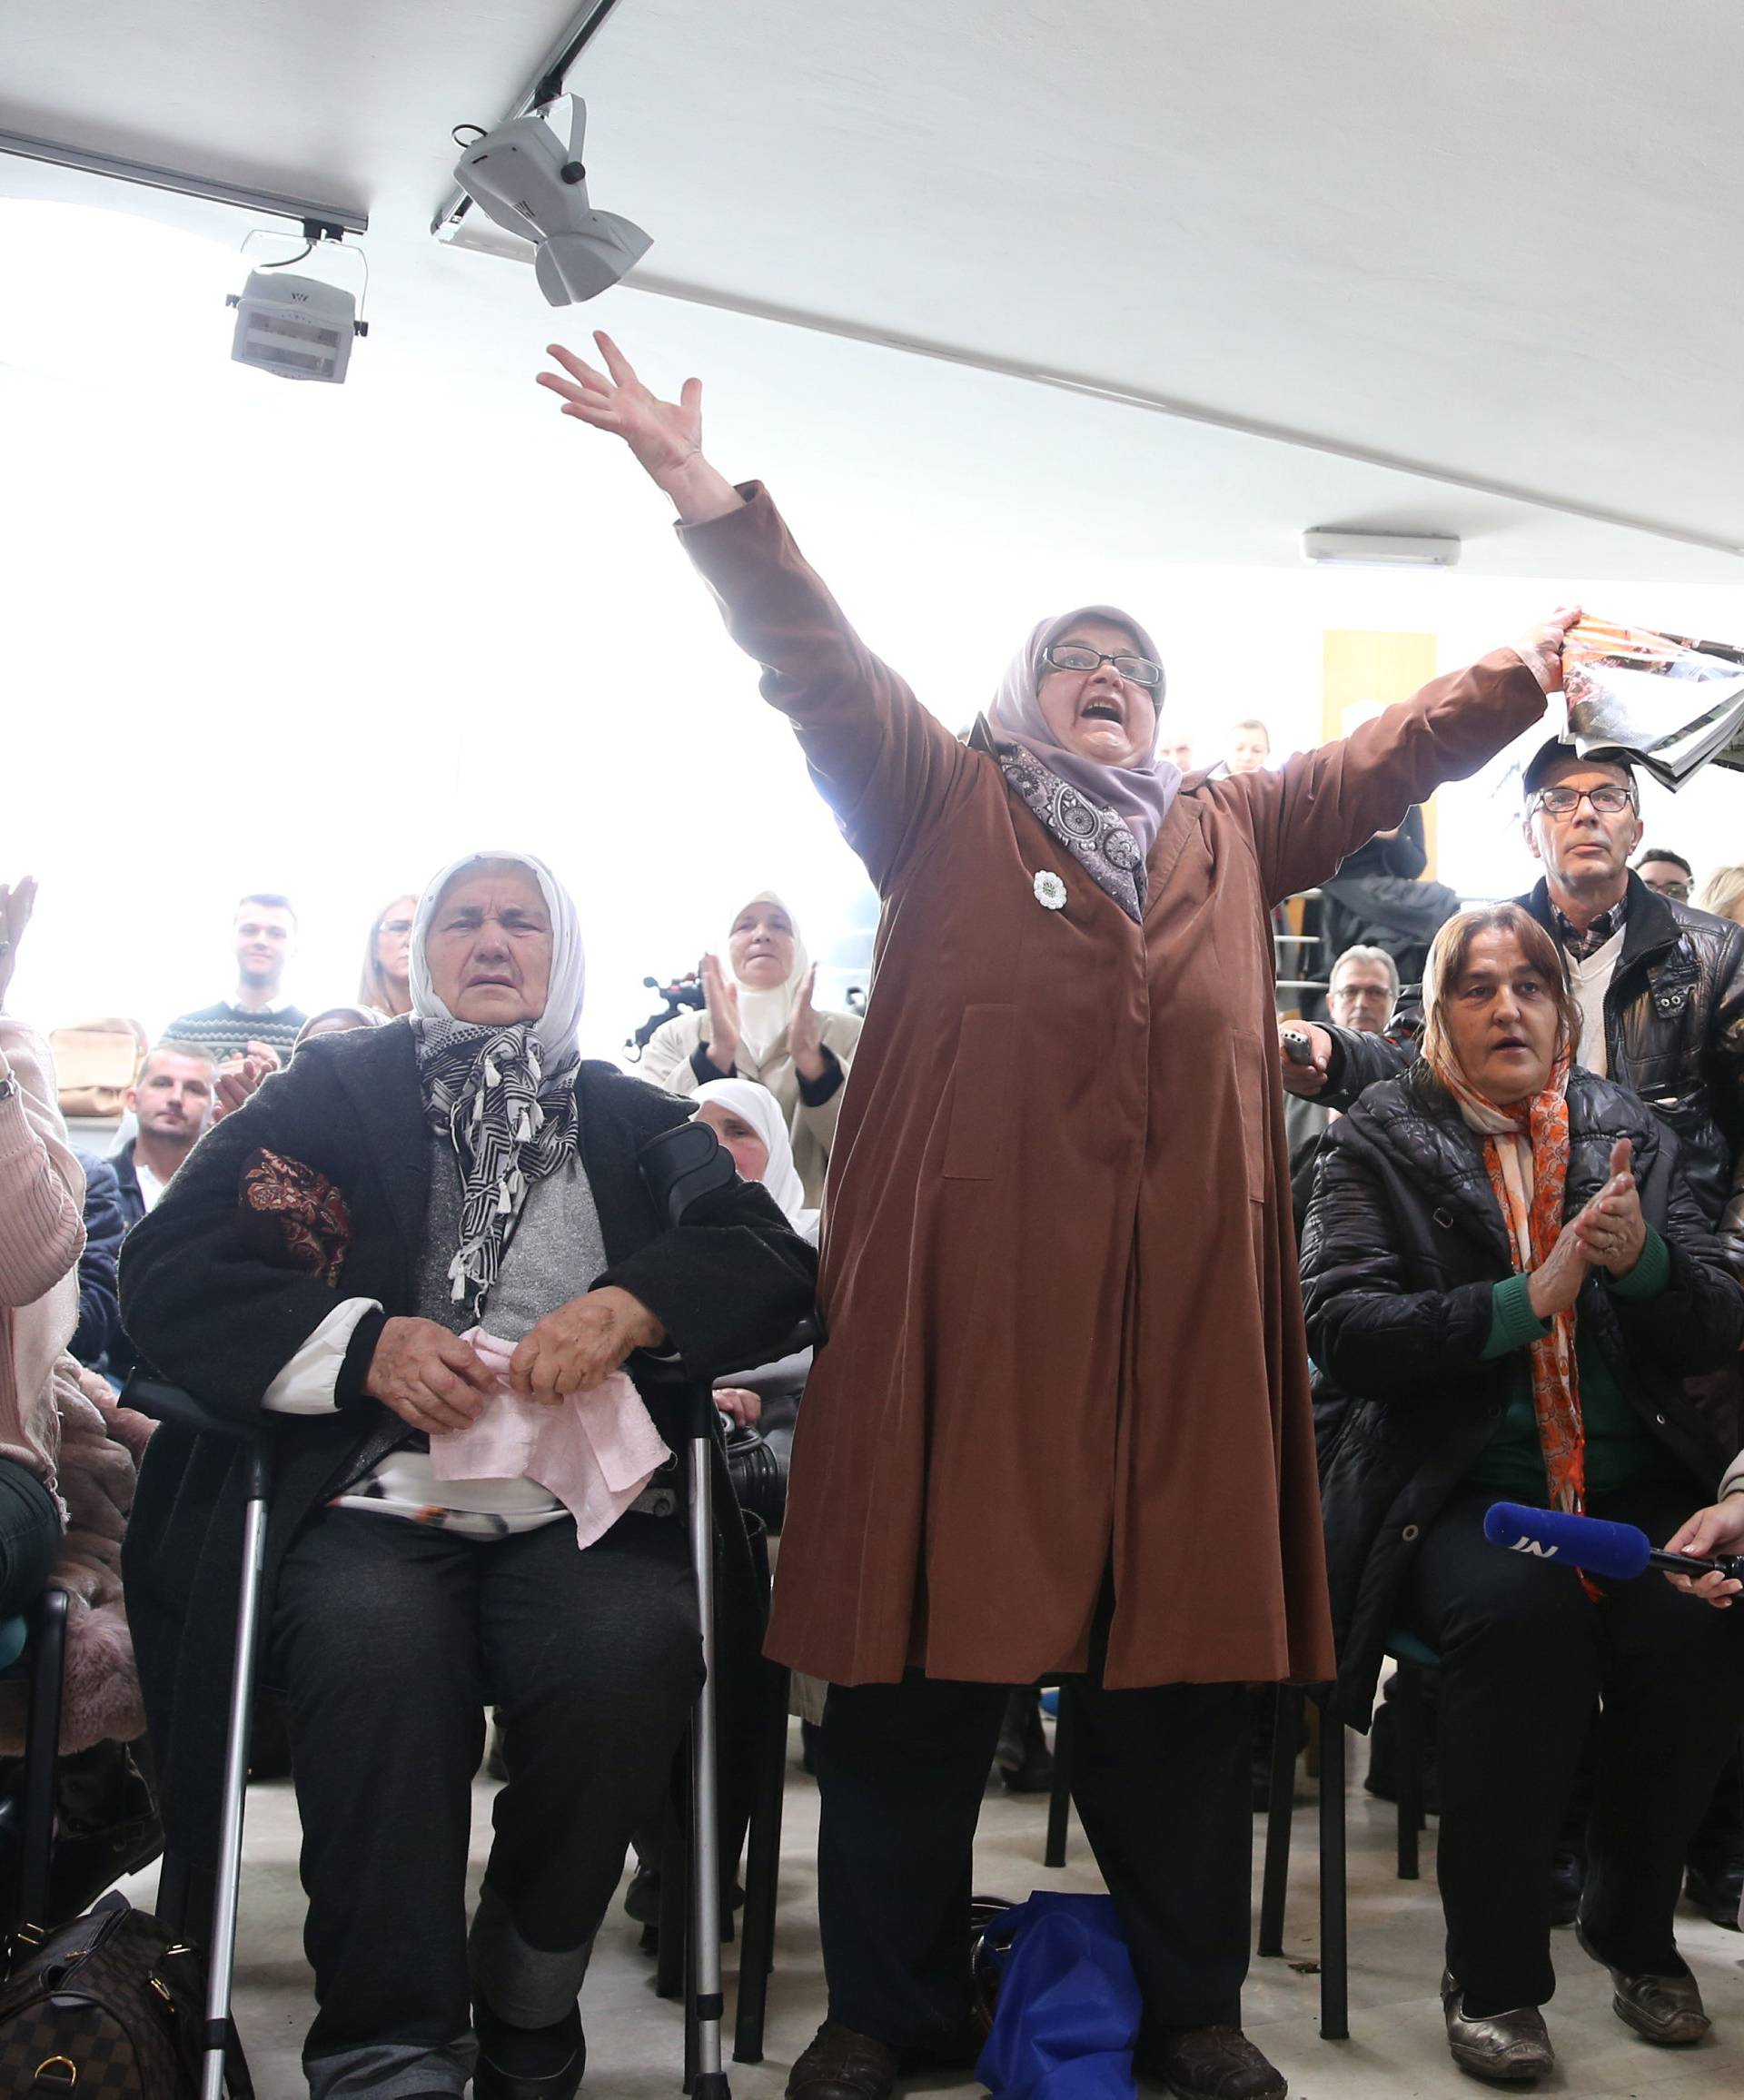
[996, 741, 1148, 921]
[416, 1018, 580, 1312]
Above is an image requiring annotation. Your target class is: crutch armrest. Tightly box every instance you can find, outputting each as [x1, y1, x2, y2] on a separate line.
[120, 1373, 263, 1445]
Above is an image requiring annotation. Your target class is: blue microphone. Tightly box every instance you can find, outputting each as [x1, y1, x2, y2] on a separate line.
[1482, 1501, 1744, 1585]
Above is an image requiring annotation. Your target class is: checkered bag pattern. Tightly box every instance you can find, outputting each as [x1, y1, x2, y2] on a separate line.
[0, 1893, 251, 2098]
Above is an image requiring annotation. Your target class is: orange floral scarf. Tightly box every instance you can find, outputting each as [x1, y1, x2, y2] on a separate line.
[1437, 1051, 1590, 1523]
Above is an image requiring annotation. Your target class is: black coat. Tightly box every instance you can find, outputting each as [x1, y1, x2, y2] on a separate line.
[117, 1019, 818, 1861]
[1322, 873, 1744, 1255]
[1301, 1060, 1740, 1728]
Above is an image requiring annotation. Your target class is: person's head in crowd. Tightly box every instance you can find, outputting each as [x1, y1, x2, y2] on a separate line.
[1228, 718, 1272, 776]
[296, 1005, 388, 1050]
[126, 1040, 216, 1170]
[1521, 739, 1641, 909]
[1634, 847, 1693, 903]
[1695, 865, 1744, 929]
[1161, 735, 1195, 772]
[1325, 945, 1399, 1035]
[693, 1076, 818, 1241]
[1420, 904, 1580, 1107]
[411, 853, 575, 1048]
[233, 892, 298, 1008]
[360, 893, 418, 1016]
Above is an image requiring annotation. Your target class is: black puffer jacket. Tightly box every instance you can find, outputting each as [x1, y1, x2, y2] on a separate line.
[1321, 874, 1744, 1261]
[1302, 1060, 1740, 1727]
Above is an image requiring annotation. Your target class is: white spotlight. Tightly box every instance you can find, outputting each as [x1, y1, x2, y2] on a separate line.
[452, 96, 650, 305]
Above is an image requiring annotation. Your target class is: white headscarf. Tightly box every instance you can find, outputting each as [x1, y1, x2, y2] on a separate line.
[986, 604, 1180, 861]
[725, 890, 810, 1065]
[692, 1076, 816, 1238]
[410, 850, 586, 1061]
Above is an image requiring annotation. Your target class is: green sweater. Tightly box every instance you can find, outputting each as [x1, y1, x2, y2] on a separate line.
[1467, 1227, 1686, 1501]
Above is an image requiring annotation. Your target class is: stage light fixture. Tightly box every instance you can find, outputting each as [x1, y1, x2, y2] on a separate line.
[227, 224, 369, 383]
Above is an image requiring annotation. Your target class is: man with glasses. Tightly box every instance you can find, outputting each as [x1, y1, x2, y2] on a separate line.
[1289, 735, 1744, 1926]
[1636, 847, 1695, 903]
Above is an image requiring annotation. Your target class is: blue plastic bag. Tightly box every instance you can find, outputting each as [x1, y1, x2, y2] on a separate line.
[975, 1891, 1140, 2100]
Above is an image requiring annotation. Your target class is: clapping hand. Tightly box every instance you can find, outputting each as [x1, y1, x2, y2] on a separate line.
[213, 1041, 282, 1122]
[1571, 1138, 1647, 1277]
[700, 953, 740, 1076]
[0, 876, 37, 1011]
[788, 965, 826, 1082]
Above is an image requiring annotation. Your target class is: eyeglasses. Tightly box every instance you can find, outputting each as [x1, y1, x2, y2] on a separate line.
[1042, 643, 1164, 689]
[1531, 785, 1637, 817]
[1642, 877, 1691, 901]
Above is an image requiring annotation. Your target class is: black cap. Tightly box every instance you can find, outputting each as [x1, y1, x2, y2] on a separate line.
[1521, 735, 1636, 798]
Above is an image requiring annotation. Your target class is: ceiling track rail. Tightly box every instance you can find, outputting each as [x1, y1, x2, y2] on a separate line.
[0, 127, 367, 233]
[610, 268, 1744, 560]
[429, 0, 629, 236]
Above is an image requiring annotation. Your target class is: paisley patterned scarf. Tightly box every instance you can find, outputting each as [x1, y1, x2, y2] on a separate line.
[996, 740, 1148, 921]
[1438, 1049, 1595, 1541]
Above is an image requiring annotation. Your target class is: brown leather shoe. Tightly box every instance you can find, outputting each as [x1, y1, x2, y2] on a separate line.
[1575, 1926, 1711, 2046]
[1441, 1972, 1554, 2082]
[1142, 2024, 1286, 2100]
[786, 2021, 900, 2100]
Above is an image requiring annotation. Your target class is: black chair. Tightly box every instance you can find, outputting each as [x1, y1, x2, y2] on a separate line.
[0, 1582, 70, 1943]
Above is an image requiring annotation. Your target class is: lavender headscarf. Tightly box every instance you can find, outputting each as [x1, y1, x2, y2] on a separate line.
[986, 605, 1181, 861]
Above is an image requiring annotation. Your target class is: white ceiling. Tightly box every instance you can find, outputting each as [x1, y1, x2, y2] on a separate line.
[5, 0, 1743, 579]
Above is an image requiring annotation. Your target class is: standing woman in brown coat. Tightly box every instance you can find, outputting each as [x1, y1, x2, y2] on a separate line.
[541, 334, 1571, 2100]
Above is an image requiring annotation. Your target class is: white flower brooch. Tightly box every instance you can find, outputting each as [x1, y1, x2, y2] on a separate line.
[1034, 870, 1068, 911]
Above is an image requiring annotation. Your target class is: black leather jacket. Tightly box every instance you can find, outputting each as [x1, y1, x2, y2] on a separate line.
[1320, 872, 1744, 1264]
[1303, 1061, 1739, 1724]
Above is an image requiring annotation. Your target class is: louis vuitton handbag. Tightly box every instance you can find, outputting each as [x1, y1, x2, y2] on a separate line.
[0, 1892, 252, 2098]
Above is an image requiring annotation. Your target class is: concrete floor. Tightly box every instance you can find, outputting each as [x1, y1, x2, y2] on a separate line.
[120, 1729, 1744, 2099]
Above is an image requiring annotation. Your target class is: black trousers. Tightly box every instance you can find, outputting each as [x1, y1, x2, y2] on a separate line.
[0, 1455, 58, 1620]
[1407, 1480, 1744, 2016]
[817, 1669, 1254, 2054]
[272, 1508, 701, 2100]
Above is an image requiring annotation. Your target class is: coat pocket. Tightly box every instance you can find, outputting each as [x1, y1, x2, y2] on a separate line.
[1230, 1028, 1269, 1204]
[941, 1004, 1017, 1182]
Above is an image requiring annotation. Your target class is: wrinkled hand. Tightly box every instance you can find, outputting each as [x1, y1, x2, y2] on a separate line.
[1662, 1494, 1744, 1607]
[540, 332, 704, 484]
[1571, 1137, 1647, 1276]
[1510, 605, 1582, 696]
[1526, 1217, 1592, 1320]
[788, 965, 826, 1082]
[0, 876, 37, 1010]
[363, 1315, 496, 1435]
[700, 952, 740, 1075]
[1279, 1022, 1332, 1098]
[510, 1285, 665, 1402]
[714, 1386, 763, 1429]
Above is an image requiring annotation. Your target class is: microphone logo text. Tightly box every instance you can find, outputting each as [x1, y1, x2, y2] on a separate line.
[1508, 1534, 1559, 1559]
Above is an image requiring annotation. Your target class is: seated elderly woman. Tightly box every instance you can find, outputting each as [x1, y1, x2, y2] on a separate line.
[119, 850, 816, 2100]
[1303, 902, 1744, 2084]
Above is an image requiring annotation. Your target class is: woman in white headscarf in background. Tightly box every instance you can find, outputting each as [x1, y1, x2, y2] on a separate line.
[639, 891, 860, 1206]
[120, 849, 816, 2100]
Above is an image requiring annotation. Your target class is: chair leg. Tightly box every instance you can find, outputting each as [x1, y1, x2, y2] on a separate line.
[18, 1586, 68, 1928]
[656, 1788, 688, 2001]
[1317, 1704, 1349, 2043]
[1393, 1659, 1424, 1881]
[1257, 1684, 1302, 1958]
[1044, 1684, 1075, 1869]
[733, 1664, 788, 2065]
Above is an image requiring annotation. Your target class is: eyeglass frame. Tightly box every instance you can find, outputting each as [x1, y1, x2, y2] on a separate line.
[1529, 784, 1639, 818]
[1040, 643, 1164, 690]
[1640, 876, 1692, 901]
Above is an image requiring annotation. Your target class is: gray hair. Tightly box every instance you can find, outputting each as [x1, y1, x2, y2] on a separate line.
[1328, 944, 1400, 1000]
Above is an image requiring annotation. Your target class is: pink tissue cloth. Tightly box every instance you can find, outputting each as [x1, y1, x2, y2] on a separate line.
[430, 1328, 671, 1549]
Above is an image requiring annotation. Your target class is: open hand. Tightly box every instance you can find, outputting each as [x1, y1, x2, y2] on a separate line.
[540, 332, 703, 481]
[1279, 1021, 1332, 1098]
[363, 1315, 496, 1435]
[0, 876, 37, 1011]
[1571, 1137, 1646, 1276]
[1510, 606, 1582, 695]
[1662, 1494, 1744, 1607]
[700, 953, 740, 1076]
[788, 966, 826, 1082]
[213, 1045, 279, 1122]
[510, 1285, 665, 1402]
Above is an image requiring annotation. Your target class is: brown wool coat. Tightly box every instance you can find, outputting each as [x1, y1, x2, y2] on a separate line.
[682, 486, 1547, 1690]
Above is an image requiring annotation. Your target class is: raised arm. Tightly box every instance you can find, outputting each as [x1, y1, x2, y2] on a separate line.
[1233, 610, 1574, 908]
[540, 333, 972, 892]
